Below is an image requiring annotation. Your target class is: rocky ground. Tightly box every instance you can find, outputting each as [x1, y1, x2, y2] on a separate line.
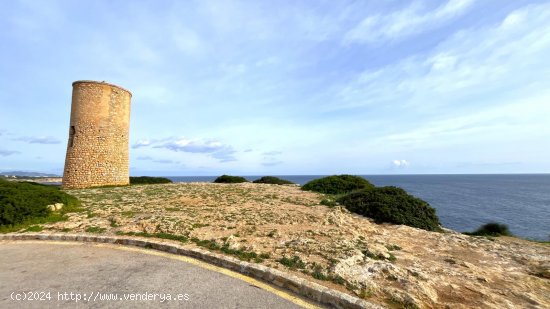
[28, 182, 549, 308]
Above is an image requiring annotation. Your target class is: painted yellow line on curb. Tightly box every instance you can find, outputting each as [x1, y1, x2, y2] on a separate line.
[3, 240, 322, 309]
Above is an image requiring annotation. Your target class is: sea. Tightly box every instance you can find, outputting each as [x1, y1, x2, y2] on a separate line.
[167, 174, 550, 241]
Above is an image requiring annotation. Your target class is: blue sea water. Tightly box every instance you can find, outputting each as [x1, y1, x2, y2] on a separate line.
[166, 174, 550, 241]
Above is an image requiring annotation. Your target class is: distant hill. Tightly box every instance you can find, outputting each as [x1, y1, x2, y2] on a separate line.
[0, 171, 60, 177]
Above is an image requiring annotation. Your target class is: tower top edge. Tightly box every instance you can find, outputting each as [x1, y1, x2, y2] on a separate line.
[72, 80, 132, 97]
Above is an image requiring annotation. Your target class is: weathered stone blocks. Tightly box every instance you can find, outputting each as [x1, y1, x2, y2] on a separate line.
[62, 80, 132, 188]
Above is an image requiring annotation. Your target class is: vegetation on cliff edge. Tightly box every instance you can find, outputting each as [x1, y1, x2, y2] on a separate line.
[301, 175, 374, 194]
[214, 175, 248, 183]
[337, 186, 442, 231]
[465, 222, 512, 237]
[130, 176, 172, 185]
[0, 179, 81, 231]
[253, 176, 294, 185]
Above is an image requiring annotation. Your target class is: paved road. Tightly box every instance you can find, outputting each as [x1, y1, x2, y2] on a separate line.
[0, 241, 322, 309]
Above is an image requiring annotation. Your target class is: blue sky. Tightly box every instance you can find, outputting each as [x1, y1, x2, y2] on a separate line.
[1, 0, 549, 176]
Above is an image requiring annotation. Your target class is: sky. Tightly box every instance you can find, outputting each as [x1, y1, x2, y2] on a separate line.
[1, 0, 549, 176]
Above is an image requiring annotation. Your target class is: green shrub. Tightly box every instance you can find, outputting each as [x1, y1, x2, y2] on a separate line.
[252, 176, 294, 185]
[465, 222, 511, 237]
[0, 179, 80, 227]
[337, 186, 441, 231]
[213, 175, 248, 183]
[277, 255, 306, 269]
[302, 175, 374, 194]
[130, 176, 172, 185]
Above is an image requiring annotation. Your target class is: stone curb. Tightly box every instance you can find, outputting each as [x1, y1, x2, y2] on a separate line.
[0, 233, 384, 309]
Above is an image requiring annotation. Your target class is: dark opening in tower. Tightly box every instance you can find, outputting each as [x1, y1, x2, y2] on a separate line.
[69, 126, 75, 147]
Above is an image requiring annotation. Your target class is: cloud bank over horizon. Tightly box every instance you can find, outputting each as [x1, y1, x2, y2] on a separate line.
[1, 0, 549, 175]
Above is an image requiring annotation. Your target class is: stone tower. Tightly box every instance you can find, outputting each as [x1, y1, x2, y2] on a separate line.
[62, 80, 132, 189]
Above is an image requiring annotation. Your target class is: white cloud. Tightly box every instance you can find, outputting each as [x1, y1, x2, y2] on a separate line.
[344, 0, 474, 44]
[159, 138, 226, 153]
[132, 139, 153, 149]
[335, 3, 550, 111]
[135, 136, 238, 163]
[392, 160, 410, 168]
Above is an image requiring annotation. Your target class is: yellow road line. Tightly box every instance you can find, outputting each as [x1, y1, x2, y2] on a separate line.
[4, 240, 322, 309]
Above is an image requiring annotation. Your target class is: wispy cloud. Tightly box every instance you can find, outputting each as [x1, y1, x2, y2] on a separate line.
[159, 138, 228, 153]
[0, 149, 20, 156]
[2, 1, 549, 174]
[132, 139, 153, 149]
[135, 136, 238, 163]
[336, 3, 550, 111]
[13, 136, 61, 144]
[136, 155, 178, 164]
[262, 161, 283, 167]
[344, 0, 474, 44]
[262, 150, 283, 167]
[262, 151, 282, 156]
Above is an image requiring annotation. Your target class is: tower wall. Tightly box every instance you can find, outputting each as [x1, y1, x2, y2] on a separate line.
[62, 80, 132, 189]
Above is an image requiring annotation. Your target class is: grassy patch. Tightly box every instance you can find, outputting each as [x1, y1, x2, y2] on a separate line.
[24, 225, 43, 232]
[277, 255, 306, 269]
[386, 244, 402, 251]
[363, 249, 397, 262]
[359, 289, 373, 299]
[320, 198, 337, 207]
[120, 211, 137, 218]
[118, 232, 188, 243]
[190, 237, 269, 263]
[109, 218, 118, 227]
[85, 226, 106, 234]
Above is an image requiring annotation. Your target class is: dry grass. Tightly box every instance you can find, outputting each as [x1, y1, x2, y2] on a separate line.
[27, 182, 550, 308]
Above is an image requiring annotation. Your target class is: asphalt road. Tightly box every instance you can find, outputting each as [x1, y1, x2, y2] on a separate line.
[0, 241, 322, 309]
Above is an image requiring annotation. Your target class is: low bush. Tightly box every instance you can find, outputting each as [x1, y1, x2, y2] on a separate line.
[277, 255, 306, 269]
[130, 176, 172, 185]
[213, 175, 248, 183]
[302, 175, 374, 194]
[465, 222, 511, 237]
[0, 179, 80, 228]
[337, 186, 441, 231]
[252, 176, 294, 185]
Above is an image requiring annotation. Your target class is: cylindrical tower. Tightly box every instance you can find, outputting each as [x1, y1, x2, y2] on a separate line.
[62, 80, 132, 189]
